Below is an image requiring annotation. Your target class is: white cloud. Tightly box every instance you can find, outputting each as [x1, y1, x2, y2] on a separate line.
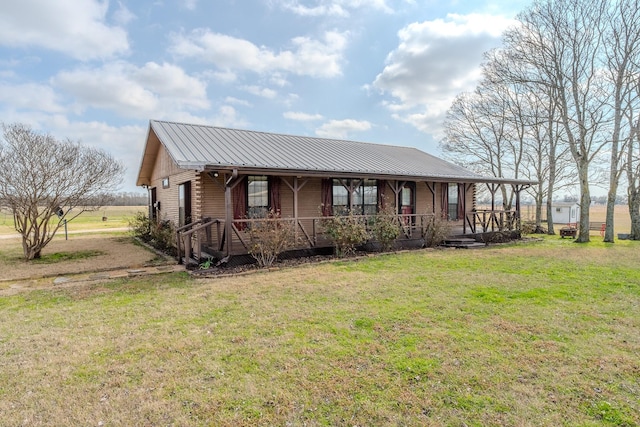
[277, 0, 394, 17]
[211, 106, 248, 128]
[315, 119, 372, 138]
[373, 13, 514, 134]
[0, 0, 129, 60]
[242, 86, 278, 99]
[181, 0, 198, 10]
[209, 70, 238, 84]
[52, 61, 209, 118]
[0, 83, 65, 113]
[27, 117, 148, 191]
[113, 2, 136, 25]
[224, 97, 252, 107]
[169, 29, 349, 78]
[283, 111, 324, 121]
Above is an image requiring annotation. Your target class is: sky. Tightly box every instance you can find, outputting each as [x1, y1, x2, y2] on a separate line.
[0, 0, 532, 193]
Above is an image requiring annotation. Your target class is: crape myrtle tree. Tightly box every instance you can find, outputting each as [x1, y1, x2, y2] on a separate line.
[0, 123, 125, 260]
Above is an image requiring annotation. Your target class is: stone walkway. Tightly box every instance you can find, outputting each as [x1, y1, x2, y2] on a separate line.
[1, 264, 185, 296]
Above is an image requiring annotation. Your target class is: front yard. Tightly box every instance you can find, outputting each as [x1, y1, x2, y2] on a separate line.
[0, 236, 638, 426]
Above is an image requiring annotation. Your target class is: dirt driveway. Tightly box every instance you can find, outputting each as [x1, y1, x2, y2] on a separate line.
[0, 234, 177, 290]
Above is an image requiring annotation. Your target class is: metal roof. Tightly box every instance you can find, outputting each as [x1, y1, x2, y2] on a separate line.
[138, 119, 534, 185]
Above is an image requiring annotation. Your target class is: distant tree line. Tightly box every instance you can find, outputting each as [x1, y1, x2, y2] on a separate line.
[441, 0, 640, 242]
[107, 192, 148, 206]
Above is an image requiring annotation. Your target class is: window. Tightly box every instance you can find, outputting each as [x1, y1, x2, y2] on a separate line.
[448, 183, 459, 220]
[247, 175, 269, 218]
[162, 177, 169, 188]
[362, 179, 378, 215]
[332, 180, 349, 214]
[332, 179, 377, 215]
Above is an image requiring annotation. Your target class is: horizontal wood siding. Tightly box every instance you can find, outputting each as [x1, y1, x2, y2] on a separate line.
[148, 145, 198, 226]
[415, 183, 432, 214]
[200, 173, 226, 219]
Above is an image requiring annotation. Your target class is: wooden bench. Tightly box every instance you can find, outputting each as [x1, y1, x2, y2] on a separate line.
[589, 222, 605, 236]
[560, 222, 605, 238]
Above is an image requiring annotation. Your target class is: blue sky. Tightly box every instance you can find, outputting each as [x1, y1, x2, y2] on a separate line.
[0, 0, 531, 192]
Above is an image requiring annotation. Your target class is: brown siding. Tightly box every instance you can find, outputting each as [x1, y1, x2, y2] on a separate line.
[148, 145, 198, 226]
[199, 173, 226, 219]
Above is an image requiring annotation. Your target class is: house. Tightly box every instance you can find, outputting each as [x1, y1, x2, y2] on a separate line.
[136, 120, 533, 263]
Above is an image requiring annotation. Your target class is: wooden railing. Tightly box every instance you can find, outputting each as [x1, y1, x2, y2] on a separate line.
[177, 210, 521, 262]
[465, 210, 518, 234]
[176, 217, 219, 263]
[176, 213, 437, 262]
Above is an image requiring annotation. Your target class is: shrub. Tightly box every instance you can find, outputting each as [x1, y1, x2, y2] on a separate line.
[370, 204, 400, 252]
[322, 211, 369, 257]
[129, 211, 151, 239]
[129, 212, 175, 252]
[424, 216, 452, 247]
[247, 210, 297, 268]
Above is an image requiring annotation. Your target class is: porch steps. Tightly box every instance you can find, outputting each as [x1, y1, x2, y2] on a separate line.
[441, 237, 486, 249]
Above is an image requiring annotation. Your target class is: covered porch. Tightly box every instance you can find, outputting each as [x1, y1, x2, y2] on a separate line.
[176, 174, 528, 265]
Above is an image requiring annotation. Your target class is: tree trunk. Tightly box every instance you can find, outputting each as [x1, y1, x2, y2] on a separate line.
[604, 187, 617, 242]
[546, 198, 555, 235]
[576, 164, 591, 243]
[629, 187, 640, 240]
[535, 191, 543, 229]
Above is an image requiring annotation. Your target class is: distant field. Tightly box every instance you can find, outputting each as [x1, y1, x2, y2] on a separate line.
[512, 204, 632, 234]
[0, 206, 146, 236]
[1, 204, 634, 236]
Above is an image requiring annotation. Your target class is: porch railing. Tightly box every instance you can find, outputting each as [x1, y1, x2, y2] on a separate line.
[465, 209, 518, 234]
[176, 210, 520, 262]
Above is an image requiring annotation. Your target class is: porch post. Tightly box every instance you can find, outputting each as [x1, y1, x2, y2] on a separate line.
[462, 183, 467, 234]
[224, 170, 241, 257]
[224, 184, 233, 257]
[388, 180, 406, 213]
[283, 177, 308, 242]
[425, 182, 436, 214]
[513, 184, 523, 231]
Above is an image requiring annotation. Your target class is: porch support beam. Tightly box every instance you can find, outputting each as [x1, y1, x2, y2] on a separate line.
[388, 180, 406, 213]
[282, 177, 309, 241]
[511, 184, 529, 231]
[224, 170, 242, 257]
[425, 182, 436, 214]
[338, 178, 361, 211]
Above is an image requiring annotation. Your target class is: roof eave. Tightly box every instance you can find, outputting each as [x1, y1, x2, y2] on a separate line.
[199, 164, 536, 185]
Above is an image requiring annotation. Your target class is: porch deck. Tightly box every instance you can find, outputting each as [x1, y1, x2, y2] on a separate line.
[176, 209, 520, 266]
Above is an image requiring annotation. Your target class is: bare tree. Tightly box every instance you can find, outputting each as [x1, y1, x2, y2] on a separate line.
[441, 86, 516, 210]
[442, 49, 573, 229]
[0, 123, 125, 260]
[602, 0, 640, 241]
[626, 90, 640, 239]
[503, 0, 611, 242]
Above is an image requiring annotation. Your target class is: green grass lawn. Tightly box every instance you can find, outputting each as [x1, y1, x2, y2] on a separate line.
[0, 206, 145, 235]
[1, 236, 639, 426]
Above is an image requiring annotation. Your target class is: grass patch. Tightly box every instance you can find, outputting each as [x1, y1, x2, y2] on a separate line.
[1, 238, 639, 426]
[31, 250, 105, 264]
